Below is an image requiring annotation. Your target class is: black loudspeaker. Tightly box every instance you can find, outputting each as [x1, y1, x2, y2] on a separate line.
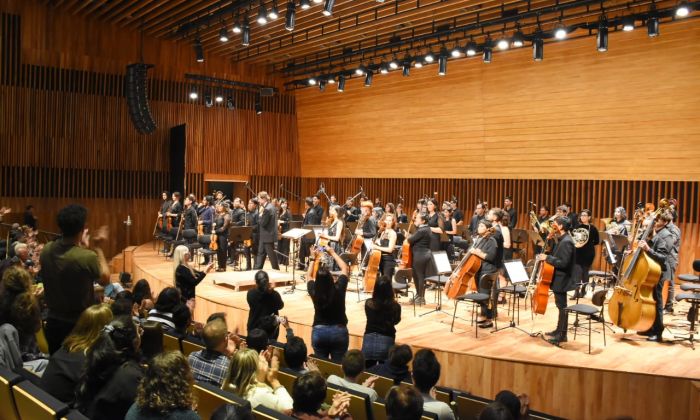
[260, 87, 275, 97]
[169, 124, 186, 195]
[125, 63, 157, 135]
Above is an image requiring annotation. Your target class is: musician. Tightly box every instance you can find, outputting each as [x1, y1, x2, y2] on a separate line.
[183, 194, 198, 231]
[158, 191, 171, 235]
[468, 202, 487, 237]
[442, 206, 457, 261]
[198, 196, 214, 234]
[609, 206, 632, 236]
[395, 204, 408, 224]
[537, 206, 550, 224]
[299, 197, 324, 270]
[329, 194, 339, 208]
[311, 195, 324, 218]
[451, 198, 464, 226]
[563, 202, 579, 229]
[636, 211, 674, 342]
[319, 205, 344, 256]
[278, 198, 291, 266]
[408, 213, 432, 305]
[166, 192, 183, 229]
[214, 203, 231, 272]
[355, 201, 378, 242]
[372, 213, 398, 279]
[504, 196, 517, 229]
[470, 220, 499, 328]
[426, 199, 443, 252]
[384, 203, 396, 215]
[343, 197, 359, 222]
[214, 190, 225, 205]
[254, 192, 279, 270]
[572, 209, 600, 300]
[231, 198, 246, 226]
[665, 208, 681, 314]
[536, 216, 576, 345]
[486, 208, 505, 270]
[238, 199, 258, 270]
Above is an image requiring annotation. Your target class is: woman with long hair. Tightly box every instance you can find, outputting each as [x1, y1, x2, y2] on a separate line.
[319, 205, 345, 256]
[426, 199, 444, 252]
[222, 348, 293, 413]
[278, 198, 291, 266]
[362, 276, 401, 366]
[247, 270, 284, 338]
[0, 266, 42, 358]
[131, 279, 154, 321]
[146, 287, 181, 333]
[395, 203, 408, 224]
[372, 213, 398, 279]
[125, 351, 198, 420]
[41, 303, 113, 402]
[470, 220, 499, 328]
[214, 202, 232, 272]
[307, 247, 350, 362]
[75, 315, 145, 420]
[408, 213, 432, 305]
[173, 245, 211, 302]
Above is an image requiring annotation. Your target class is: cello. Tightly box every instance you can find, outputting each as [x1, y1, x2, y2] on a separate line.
[349, 214, 366, 255]
[531, 231, 556, 315]
[399, 216, 414, 269]
[608, 199, 668, 331]
[445, 239, 482, 299]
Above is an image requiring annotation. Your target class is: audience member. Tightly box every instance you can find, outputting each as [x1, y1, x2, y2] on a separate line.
[41, 303, 113, 402]
[147, 287, 181, 332]
[188, 318, 237, 387]
[284, 336, 310, 374]
[125, 351, 199, 420]
[246, 328, 269, 354]
[140, 321, 164, 361]
[75, 315, 145, 420]
[291, 371, 351, 419]
[307, 248, 350, 362]
[412, 349, 455, 420]
[112, 290, 138, 321]
[386, 384, 424, 420]
[223, 348, 293, 413]
[362, 275, 401, 365]
[0, 266, 42, 359]
[132, 279, 155, 320]
[367, 344, 413, 385]
[210, 401, 254, 420]
[478, 402, 514, 420]
[40, 204, 110, 353]
[327, 349, 379, 403]
[247, 271, 284, 338]
[494, 390, 521, 420]
[173, 245, 210, 302]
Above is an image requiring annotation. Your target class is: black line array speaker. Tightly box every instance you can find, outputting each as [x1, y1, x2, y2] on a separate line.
[125, 63, 157, 135]
[169, 124, 186, 195]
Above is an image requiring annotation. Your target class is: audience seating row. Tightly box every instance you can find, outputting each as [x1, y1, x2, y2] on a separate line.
[163, 332, 206, 357]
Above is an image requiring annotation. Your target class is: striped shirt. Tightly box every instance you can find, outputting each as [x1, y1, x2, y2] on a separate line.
[146, 309, 175, 331]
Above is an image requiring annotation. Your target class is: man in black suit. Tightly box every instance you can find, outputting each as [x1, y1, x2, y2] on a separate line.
[537, 216, 576, 345]
[254, 192, 279, 270]
[504, 196, 517, 229]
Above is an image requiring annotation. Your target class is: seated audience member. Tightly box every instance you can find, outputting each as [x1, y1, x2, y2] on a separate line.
[132, 279, 155, 321]
[172, 302, 194, 336]
[41, 303, 113, 402]
[211, 401, 254, 420]
[111, 290, 139, 323]
[147, 287, 181, 332]
[291, 371, 351, 419]
[40, 204, 110, 354]
[75, 315, 145, 420]
[188, 318, 238, 387]
[495, 390, 522, 420]
[125, 351, 199, 420]
[327, 349, 379, 403]
[140, 321, 164, 362]
[246, 328, 269, 354]
[223, 348, 293, 413]
[247, 270, 284, 339]
[367, 344, 413, 385]
[0, 266, 43, 362]
[412, 349, 455, 420]
[258, 314, 295, 344]
[284, 336, 311, 374]
[478, 402, 514, 420]
[386, 384, 424, 420]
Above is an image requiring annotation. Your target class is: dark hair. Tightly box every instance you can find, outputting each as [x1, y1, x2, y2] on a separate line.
[305, 197, 313, 207]
[292, 371, 327, 413]
[500, 211, 510, 226]
[172, 303, 192, 334]
[56, 204, 88, 237]
[173, 192, 181, 199]
[136, 351, 194, 415]
[417, 212, 429, 224]
[412, 349, 441, 393]
[254, 271, 270, 291]
[111, 292, 135, 317]
[246, 329, 269, 354]
[555, 216, 571, 231]
[389, 344, 413, 369]
[580, 209, 592, 217]
[427, 198, 439, 210]
[369, 276, 395, 309]
[310, 268, 335, 312]
[155, 287, 181, 312]
[540, 205, 550, 212]
[132, 279, 152, 305]
[386, 384, 424, 420]
[25, 205, 33, 211]
[258, 315, 280, 338]
[341, 349, 365, 378]
[140, 321, 164, 361]
[75, 315, 141, 411]
[478, 219, 493, 230]
[162, 190, 169, 196]
[211, 402, 255, 420]
[479, 402, 514, 420]
[284, 336, 308, 370]
[495, 390, 521, 420]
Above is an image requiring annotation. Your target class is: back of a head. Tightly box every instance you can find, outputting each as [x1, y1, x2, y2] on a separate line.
[225, 348, 258, 396]
[172, 303, 192, 334]
[292, 371, 327, 414]
[479, 402, 514, 420]
[258, 315, 279, 338]
[386, 384, 424, 420]
[155, 287, 181, 312]
[64, 303, 113, 353]
[207, 312, 227, 324]
[389, 344, 413, 368]
[412, 349, 440, 393]
[371, 275, 394, 305]
[495, 390, 521, 420]
[311, 268, 335, 308]
[56, 204, 88, 237]
[140, 321, 164, 360]
[132, 279, 152, 305]
[1, 266, 32, 294]
[254, 270, 269, 291]
[211, 401, 254, 420]
[284, 336, 307, 370]
[202, 318, 228, 351]
[111, 292, 135, 317]
[341, 349, 365, 378]
[246, 328, 268, 353]
[137, 351, 194, 415]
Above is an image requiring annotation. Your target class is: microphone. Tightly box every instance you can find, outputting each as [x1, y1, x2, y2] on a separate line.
[693, 259, 700, 272]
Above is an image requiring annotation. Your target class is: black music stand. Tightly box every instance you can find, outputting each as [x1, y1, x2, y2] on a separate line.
[229, 226, 253, 271]
[420, 251, 453, 317]
[492, 260, 533, 336]
[275, 221, 303, 271]
[282, 227, 312, 294]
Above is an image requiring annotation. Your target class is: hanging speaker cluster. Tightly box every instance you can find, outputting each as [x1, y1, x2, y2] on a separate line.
[125, 63, 157, 135]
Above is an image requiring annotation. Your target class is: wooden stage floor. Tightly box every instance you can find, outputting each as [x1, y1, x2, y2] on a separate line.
[129, 243, 699, 420]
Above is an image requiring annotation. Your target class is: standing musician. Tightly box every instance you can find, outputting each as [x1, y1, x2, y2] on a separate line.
[198, 196, 214, 234]
[504, 196, 517, 229]
[311, 195, 324, 219]
[231, 198, 246, 226]
[468, 202, 487, 237]
[408, 213, 432, 305]
[277, 198, 291, 266]
[245, 198, 260, 270]
[355, 201, 378, 257]
[372, 213, 398, 279]
[162, 192, 182, 253]
[343, 197, 359, 222]
[451, 198, 464, 226]
[563, 202, 579, 229]
[214, 202, 231, 272]
[637, 210, 674, 342]
[537, 206, 550, 224]
[182, 194, 199, 231]
[395, 203, 408, 224]
[442, 205, 457, 261]
[665, 205, 681, 314]
[158, 191, 171, 235]
[299, 197, 324, 270]
[608, 206, 632, 237]
[426, 199, 443, 252]
[537, 216, 576, 345]
[319, 205, 345, 256]
[254, 192, 280, 270]
[571, 209, 600, 300]
[471, 220, 499, 329]
[214, 190, 225, 206]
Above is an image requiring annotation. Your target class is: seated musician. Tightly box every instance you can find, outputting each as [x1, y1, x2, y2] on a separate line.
[471, 220, 498, 329]
[537, 216, 576, 345]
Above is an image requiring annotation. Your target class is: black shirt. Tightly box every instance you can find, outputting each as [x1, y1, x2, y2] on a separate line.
[506, 207, 517, 229]
[475, 236, 498, 276]
[492, 226, 504, 267]
[175, 265, 206, 301]
[366, 362, 411, 385]
[408, 225, 432, 253]
[361, 217, 377, 239]
[364, 300, 401, 337]
[427, 213, 441, 251]
[453, 208, 464, 224]
[468, 214, 484, 236]
[83, 360, 144, 420]
[308, 275, 349, 326]
[40, 347, 86, 403]
[246, 288, 285, 333]
[343, 206, 359, 222]
[183, 206, 198, 230]
[574, 224, 600, 267]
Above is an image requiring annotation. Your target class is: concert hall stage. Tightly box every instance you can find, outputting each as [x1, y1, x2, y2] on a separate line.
[127, 243, 699, 420]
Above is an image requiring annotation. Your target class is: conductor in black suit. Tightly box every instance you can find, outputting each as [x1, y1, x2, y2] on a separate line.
[254, 191, 280, 270]
[537, 216, 576, 345]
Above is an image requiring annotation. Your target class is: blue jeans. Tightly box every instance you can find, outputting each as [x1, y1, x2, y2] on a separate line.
[361, 333, 394, 362]
[312, 325, 349, 362]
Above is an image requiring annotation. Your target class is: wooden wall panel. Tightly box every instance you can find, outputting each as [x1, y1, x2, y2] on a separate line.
[296, 20, 700, 181]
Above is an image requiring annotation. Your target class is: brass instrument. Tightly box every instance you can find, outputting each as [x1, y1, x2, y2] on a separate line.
[572, 226, 590, 248]
[529, 211, 554, 234]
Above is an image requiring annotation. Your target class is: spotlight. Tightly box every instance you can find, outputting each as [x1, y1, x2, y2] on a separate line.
[308, 77, 317, 86]
[226, 94, 235, 110]
[313, 0, 322, 4]
[451, 46, 461, 58]
[466, 41, 477, 57]
[232, 17, 242, 34]
[204, 91, 213, 107]
[189, 85, 198, 100]
[647, 15, 659, 37]
[533, 38, 544, 61]
[300, 0, 311, 10]
[255, 95, 262, 115]
[597, 18, 609, 52]
[215, 91, 224, 103]
[319, 79, 326, 91]
[219, 26, 229, 42]
[438, 49, 447, 76]
[285, 2, 296, 31]
[194, 38, 204, 62]
[379, 61, 389, 74]
[327, 76, 336, 84]
[268, 0, 279, 19]
[242, 18, 250, 46]
[424, 50, 435, 63]
[554, 24, 567, 40]
[414, 58, 423, 68]
[364, 70, 373, 87]
[497, 38, 509, 50]
[355, 64, 366, 76]
[676, 1, 690, 17]
[389, 57, 399, 69]
[322, 0, 335, 16]
[257, 1, 268, 25]
[337, 75, 346, 92]
[513, 31, 524, 48]
[622, 16, 634, 32]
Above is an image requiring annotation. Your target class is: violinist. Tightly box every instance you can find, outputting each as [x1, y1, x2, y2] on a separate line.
[408, 213, 432, 305]
[166, 192, 183, 231]
[355, 200, 377, 246]
[372, 213, 398, 279]
[471, 220, 498, 328]
[158, 191, 171, 236]
[214, 202, 231, 272]
[183, 194, 198, 231]
[536, 216, 576, 346]
[319, 205, 344, 256]
[198, 196, 214, 235]
[343, 197, 359, 222]
[278, 198, 291, 266]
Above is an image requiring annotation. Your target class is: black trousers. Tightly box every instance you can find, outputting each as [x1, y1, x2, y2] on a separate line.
[255, 241, 279, 270]
[412, 251, 432, 298]
[379, 255, 396, 280]
[478, 273, 498, 319]
[298, 237, 314, 268]
[651, 278, 665, 336]
[554, 292, 568, 338]
[46, 317, 76, 355]
[278, 238, 290, 265]
[216, 235, 228, 270]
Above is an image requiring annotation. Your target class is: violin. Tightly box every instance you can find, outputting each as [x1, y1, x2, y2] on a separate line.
[210, 223, 218, 251]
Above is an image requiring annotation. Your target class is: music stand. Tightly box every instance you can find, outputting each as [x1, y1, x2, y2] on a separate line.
[229, 226, 253, 271]
[282, 228, 312, 294]
[420, 251, 453, 317]
[492, 260, 533, 335]
[275, 221, 303, 271]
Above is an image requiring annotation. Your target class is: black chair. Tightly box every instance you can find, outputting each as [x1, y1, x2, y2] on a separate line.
[393, 268, 416, 316]
[197, 234, 217, 268]
[675, 292, 700, 349]
[564, 289, 608, 353]
[450, 273, 499, 336]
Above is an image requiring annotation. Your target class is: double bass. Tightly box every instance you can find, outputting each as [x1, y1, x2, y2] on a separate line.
[445, 239, 482, 299]
[531, 231, 556, 315]
[608, 199, 669, 331]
